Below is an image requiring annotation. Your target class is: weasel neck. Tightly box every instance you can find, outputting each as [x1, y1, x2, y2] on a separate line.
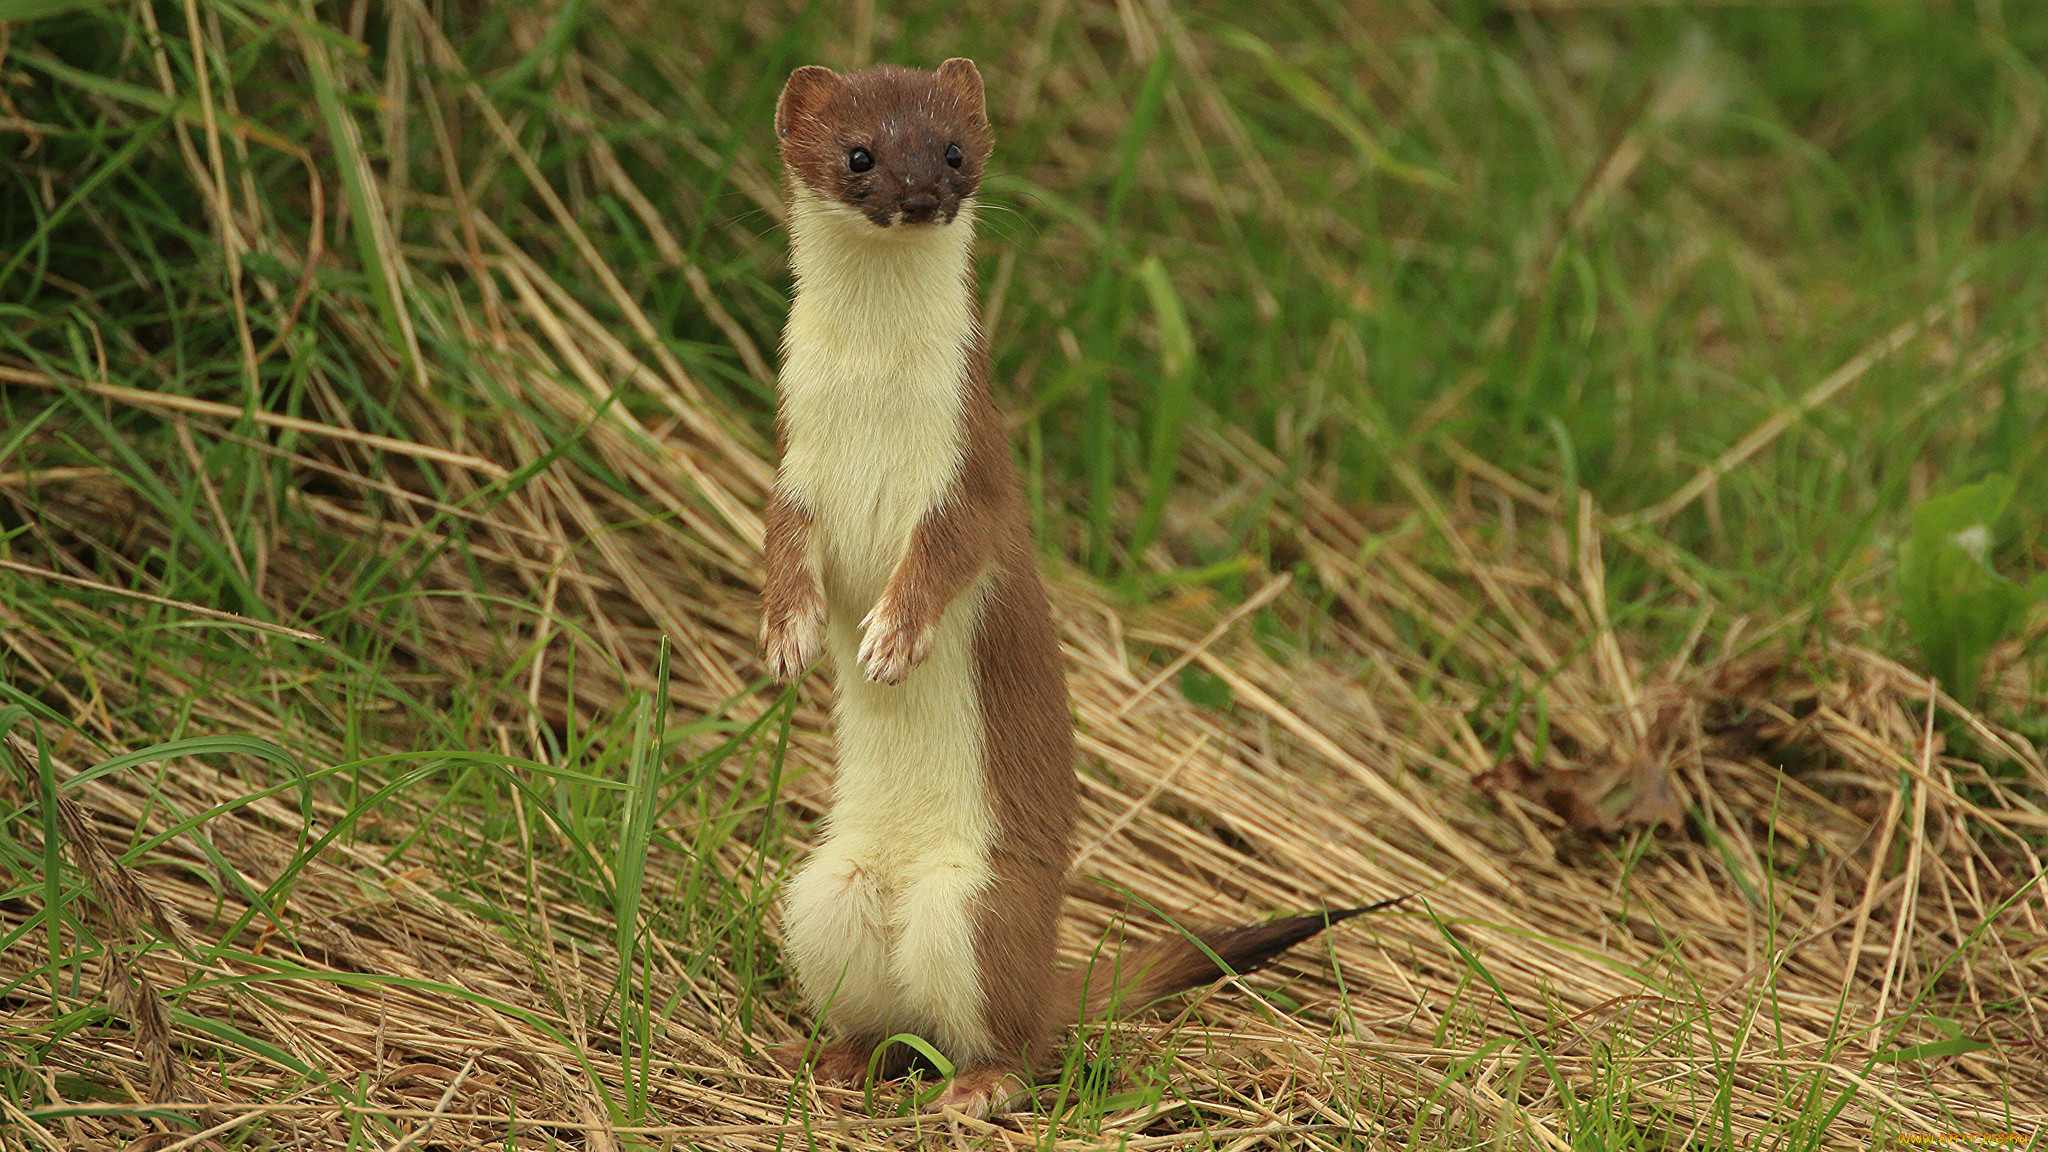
[776, 189, 984, 604]
[784, 190, 979, 349]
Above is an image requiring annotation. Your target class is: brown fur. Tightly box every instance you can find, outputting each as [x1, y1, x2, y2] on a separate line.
[956, 342, 1076, 1082]
[1057, 900, 1409, 1024]
[765, 60, 1381, 1114]
[759, 488, 818, 631]
[761, 415, 823, 682]
[776, 60, 992, 227]
[769, 1038, 914, 1085]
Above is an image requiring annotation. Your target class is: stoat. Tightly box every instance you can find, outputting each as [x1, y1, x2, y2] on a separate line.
[761, 58, 1382, 1118]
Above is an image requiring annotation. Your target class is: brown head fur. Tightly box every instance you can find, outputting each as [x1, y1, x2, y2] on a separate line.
[775, 60, 992, 227]
[766, 58, 1381, 1105]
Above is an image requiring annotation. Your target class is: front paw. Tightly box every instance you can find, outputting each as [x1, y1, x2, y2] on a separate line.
[762, 599, 825, 683]
[857, 599, 932, 685]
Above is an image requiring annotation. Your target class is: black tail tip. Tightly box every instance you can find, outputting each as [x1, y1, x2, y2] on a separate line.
[1265, 893, 1409, 941]
[1209, 894, 1414, 978]
[1320, 891, 1415, 927]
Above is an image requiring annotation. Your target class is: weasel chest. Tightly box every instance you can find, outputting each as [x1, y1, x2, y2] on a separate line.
[777, 223, 979, 607]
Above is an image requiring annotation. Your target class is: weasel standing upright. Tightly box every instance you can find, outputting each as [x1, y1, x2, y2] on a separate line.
[763, 59, 1377, 1117]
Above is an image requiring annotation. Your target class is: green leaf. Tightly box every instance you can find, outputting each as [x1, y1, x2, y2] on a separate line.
[1872, 1036, 1994, 1064]
[1895, 475, 2041, 704]
[1126, 255, 1199, 572]
[0, 0, 112, 21]
[61, 734, 305, 792]
[1213, 24, 1459, 195]
[1180, 665, 1234, 711]
[864, 1033, 955, 1113]
[168, 1009, 317, 1079]
[614, 641, 666, 1122]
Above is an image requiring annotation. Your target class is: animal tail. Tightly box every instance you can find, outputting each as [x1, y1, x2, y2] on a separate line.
[1054, 894, 1409, 1024]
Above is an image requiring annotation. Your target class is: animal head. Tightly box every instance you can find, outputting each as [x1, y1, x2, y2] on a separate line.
[776, 59, 991, 228]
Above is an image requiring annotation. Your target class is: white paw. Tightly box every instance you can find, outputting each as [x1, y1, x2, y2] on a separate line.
[857, 600, 930, 685]
[762, 599, 824, 683]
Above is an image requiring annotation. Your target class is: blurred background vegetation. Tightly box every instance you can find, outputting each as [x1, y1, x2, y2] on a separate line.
[6, 0, 2046, 684]
[6, 0, 2045, 624]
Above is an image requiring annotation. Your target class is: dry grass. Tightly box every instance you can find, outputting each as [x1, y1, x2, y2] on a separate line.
[3, 1, 2047, 1149]
[6, 219, 2048, 1147]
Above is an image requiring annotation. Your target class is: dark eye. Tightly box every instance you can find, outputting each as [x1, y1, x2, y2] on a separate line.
[944, 142, 963, 168]
[848, 147, 873, 173]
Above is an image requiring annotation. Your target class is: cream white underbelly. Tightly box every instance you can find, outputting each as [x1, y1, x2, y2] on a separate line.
[775, 194, 997, 1060]
[781, 517, 997, 1060]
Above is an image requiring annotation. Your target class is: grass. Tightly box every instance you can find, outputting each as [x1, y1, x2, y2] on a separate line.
[1, 0, 2046, 1147]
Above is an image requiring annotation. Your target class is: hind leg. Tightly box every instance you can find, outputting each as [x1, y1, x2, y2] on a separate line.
[896, 848, 1064, 1117]
[888, 855, 997, 1061]
[768, 1037, 914, 1085]
[783, 837, 899, 1042]
[892, 863, 1032, 1118]
[964, 848, 1067, 1084]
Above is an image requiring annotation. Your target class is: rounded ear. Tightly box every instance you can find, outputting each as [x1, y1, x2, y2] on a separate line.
[777, 65, 843, 139]
[936, 57, 987, 124]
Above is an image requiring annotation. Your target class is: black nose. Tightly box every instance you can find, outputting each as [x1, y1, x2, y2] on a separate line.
[901, 194, 940, 218]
